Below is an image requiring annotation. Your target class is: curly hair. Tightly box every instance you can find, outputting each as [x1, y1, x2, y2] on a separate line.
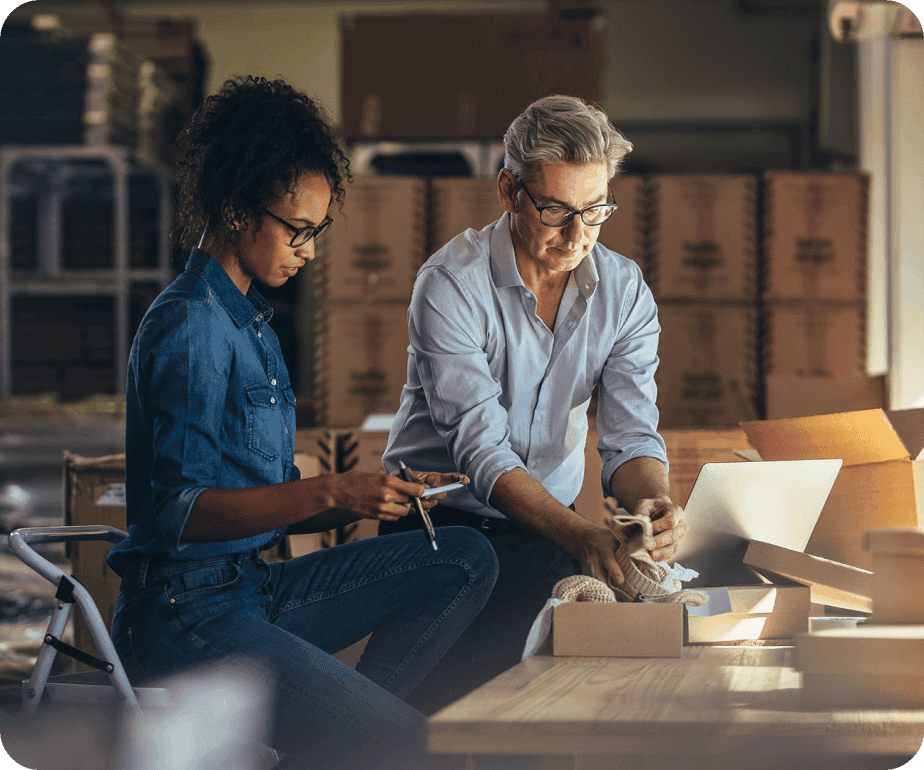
[173, 75, 351, 252]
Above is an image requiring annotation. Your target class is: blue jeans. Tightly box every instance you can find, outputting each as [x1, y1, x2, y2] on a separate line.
[381, 511, 582, 770]
[110, 526, 498, 770]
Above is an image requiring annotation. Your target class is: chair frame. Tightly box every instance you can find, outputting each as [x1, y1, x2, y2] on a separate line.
[9, 525, 149, 717]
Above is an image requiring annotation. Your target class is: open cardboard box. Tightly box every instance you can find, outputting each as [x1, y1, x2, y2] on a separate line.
[740, 408, 924, 570]
[687, 585, 810, 644]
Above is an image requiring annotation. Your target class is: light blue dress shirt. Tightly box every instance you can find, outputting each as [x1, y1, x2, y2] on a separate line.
[382, 213, 668, 519]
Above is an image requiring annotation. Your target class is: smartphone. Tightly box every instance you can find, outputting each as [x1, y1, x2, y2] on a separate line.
[419, 482, 466, 498]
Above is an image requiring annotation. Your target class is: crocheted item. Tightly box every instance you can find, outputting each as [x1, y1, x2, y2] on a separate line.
[601, 508, 708, 607]
[552, 574, 617, 603]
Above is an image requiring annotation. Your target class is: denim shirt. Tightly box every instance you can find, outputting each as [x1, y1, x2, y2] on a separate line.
[382, 213, 667, 518]
[107, 248, 295, 575]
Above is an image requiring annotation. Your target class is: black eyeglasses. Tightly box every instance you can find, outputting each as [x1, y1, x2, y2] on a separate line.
[516, 176, 618, 228]
[260, 207, 333, 247]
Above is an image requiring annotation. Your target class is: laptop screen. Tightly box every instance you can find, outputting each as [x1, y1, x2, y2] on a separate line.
[672, 458, 842, 588]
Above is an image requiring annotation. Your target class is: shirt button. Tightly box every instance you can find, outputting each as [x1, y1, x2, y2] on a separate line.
[270, 397, 276, 405]
[529, 460, 538, 469]
[285, 427, 289, 434]
[258, 331, 262, 338]
[271, 378, 277, 386]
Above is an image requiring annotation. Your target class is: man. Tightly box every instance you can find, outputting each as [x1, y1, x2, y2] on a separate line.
[380, 95, 687, 718]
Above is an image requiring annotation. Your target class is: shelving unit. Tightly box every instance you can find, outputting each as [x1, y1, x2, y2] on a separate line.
[0, 144, 173, 397]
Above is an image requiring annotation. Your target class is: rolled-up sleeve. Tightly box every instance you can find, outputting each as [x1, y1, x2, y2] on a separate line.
[409, 267, 526, 506]
[597, 273, 668, 498]
[141, 299, 231, 550]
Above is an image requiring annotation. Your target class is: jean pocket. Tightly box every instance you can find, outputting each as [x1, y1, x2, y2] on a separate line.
[112, 627, 154, 685]
[166, 561, 242, 604]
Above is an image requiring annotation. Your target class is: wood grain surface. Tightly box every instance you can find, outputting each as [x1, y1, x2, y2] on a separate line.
[428, 646, 924, 762]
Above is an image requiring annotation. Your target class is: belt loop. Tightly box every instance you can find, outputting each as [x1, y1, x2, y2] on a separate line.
[138, 557, 151, 589]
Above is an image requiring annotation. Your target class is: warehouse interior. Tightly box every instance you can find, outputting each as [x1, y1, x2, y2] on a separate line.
[1, 1, 923, 768]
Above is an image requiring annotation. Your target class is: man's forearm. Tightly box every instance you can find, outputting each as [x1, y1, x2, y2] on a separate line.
[609, 456, 671, 512]
[489, 467, 598, 556]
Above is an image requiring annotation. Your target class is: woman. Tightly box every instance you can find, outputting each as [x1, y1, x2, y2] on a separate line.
[107, 75, 498, 770]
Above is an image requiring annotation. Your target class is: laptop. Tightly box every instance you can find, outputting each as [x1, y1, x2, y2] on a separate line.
[672, 458, 843, 588]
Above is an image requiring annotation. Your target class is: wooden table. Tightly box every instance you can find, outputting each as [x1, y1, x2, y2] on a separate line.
[428, 646, 924, 770]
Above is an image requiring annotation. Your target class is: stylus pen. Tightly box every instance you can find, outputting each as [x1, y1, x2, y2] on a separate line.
[399, 461, 438, 551]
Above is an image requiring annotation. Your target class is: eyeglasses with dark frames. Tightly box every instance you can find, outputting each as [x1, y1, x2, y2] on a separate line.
[515, 176, 618, 228]
[260, 207, 333, 247]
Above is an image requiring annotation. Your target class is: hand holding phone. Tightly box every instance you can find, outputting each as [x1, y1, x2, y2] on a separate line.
[419, 482, 466, 498]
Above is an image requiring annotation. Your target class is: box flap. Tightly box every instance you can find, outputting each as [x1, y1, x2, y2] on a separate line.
[740, 410, 910, 466]
[886, 408, 924, 461]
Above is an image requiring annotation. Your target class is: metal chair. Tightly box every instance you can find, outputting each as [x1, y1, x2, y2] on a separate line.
[8, 524, 283, 770]
[8, 525, 168, 717]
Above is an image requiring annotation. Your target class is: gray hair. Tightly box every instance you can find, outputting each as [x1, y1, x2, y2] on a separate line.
[503, 95, 633, 182]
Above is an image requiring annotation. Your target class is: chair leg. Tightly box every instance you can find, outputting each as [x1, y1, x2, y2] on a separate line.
[21, 600, 72, 718]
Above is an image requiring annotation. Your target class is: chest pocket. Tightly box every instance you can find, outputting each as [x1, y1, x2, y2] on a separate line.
[245, 383, 289, 460]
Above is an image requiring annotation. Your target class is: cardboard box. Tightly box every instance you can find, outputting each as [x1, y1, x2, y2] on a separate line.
[553, 601, 683, 657]
[765, 374, 887, 419]
[741, 408, 924, 570]
[797, 625, 924, 708]
[655, 301, 759, 428]
[864, 528, 924, 624]
[320, 177, 426, 302]
[795, 625, 924, 677]
[318, 303, 411, 427]
[686, 585, 810, 643]
[596, 175, 647, 274]
[430, 178, 504, 254]
[293, 425, 383, 548]
[649, 174, 758, 301]
[64, 452, 128, 665]
[762, 300, 867, 377]
[762, 171, 869, 302]
[743, 540, 872, 613]
[341, 12, 603, 139]
[800, 671, 924, 709]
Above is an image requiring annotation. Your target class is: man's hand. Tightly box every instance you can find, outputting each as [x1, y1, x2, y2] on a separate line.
[633, 497, 688, 562]
[572, 524, 628, 590]
[321, 470, 470, 520]
[398, 469, 469, 511]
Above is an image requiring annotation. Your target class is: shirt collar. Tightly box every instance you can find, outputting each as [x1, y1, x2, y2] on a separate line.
[489, 212, 599, 297]
[489, 213, 524, 289]
[185, 248, 274, 328]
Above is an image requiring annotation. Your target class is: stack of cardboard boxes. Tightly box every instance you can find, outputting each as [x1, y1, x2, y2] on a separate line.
[596, 175, 647, 274]
[648, 174, 760, 428]
[314, 176, 426, 427]
[430, 178, 505, 255]
[761, 171, 880, 419]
